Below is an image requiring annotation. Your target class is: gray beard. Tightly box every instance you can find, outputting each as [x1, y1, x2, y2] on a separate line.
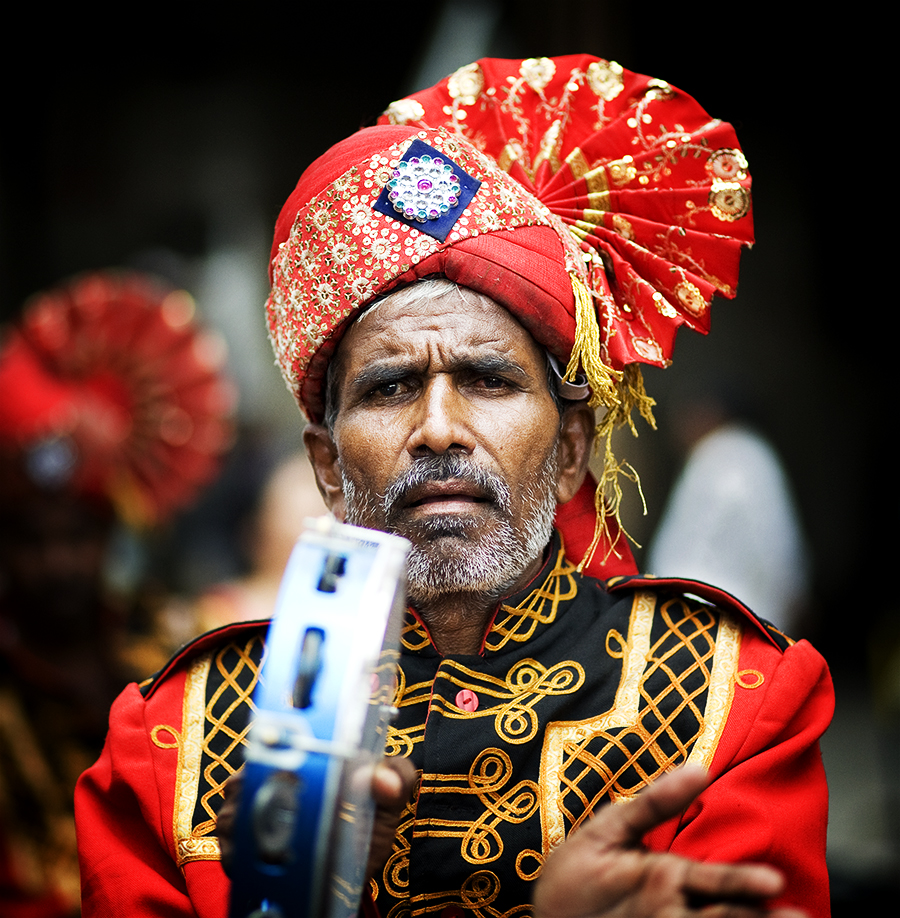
[341, 448, 559, 604]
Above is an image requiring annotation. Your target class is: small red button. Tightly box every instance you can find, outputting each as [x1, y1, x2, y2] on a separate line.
[455, 689, 479, 712]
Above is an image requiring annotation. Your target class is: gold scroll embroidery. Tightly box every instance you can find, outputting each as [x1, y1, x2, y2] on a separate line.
[485, 546, 577, 652]
[415, 748, 540, 865]
[429, 658, 585, 745]
[400, 869, 533, 918]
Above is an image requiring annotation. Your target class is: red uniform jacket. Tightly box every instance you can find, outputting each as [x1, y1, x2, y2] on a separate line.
[76, 536, 832, 917]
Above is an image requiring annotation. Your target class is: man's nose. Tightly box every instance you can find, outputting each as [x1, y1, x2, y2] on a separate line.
[407, 376, 476, 457]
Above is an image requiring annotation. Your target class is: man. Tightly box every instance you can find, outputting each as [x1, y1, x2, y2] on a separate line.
[75, 55, 832, 917]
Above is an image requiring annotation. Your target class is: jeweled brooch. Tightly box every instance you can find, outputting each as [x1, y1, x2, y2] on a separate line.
[387, 153, 461, 222]
[373, 139, 481, 242]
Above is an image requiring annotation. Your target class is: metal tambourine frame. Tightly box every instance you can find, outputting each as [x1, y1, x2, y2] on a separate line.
[229, 518, 410, 918]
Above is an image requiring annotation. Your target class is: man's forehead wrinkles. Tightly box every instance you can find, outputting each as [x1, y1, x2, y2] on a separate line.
[345, 338, 529, 381]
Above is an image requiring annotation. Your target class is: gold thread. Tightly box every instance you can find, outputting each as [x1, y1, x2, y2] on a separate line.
[427, 658, 584, 745]
[534, 119, 564, 176]
[735, 668, 765, 690]
[516, 849, 544, 882]
[562, 273, 659, 571]
[564, 274, 621, 411]
[579, 365, 657, 572]
[150, 724, 181, 750]
[486, 544, 577, 650]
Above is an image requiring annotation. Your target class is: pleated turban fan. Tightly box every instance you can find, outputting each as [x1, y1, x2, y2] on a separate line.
[0, 271, 235, 527]
[265, 54, 753, 577]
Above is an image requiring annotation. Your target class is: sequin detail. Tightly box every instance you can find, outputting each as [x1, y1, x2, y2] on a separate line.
[387, 153, 461, 222]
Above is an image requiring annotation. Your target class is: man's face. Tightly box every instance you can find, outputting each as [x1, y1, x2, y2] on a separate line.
[307, 282, 586, 603]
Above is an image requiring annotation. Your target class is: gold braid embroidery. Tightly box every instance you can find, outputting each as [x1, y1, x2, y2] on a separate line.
[384, 664, 432, 757]
[395, 868, 533, 918]
[735, 669, 765, 690]
[158, 635, 265, 867]
[540, 592, 741, 851]
[426, 658, 584, 745]
[199, 641, 262, 833]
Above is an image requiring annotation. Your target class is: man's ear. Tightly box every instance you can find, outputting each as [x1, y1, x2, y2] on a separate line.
[303, 424, 346, 521]
[554, 403, 595, 505]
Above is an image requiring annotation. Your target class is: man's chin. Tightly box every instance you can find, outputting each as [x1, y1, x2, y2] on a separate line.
[387, 509, 487, 543]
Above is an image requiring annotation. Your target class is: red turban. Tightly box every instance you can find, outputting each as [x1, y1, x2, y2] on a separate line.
[265, 55, 753, 576]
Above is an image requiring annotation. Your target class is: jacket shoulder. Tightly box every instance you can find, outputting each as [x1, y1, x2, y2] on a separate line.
[603, 574, 791, 652]
[139, 619, 271, 699]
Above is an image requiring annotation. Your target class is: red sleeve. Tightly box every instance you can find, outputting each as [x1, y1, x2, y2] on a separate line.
[75, 682, 200, 916]
[645, 637, 833, 918]
[76, 622, 270, 918]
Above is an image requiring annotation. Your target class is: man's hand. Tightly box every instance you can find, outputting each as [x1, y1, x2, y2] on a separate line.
[216, 771, 241, 875]
[367, 755, 418, 881]
[216, 757, 417, 882]
[533, 766, 807, 918]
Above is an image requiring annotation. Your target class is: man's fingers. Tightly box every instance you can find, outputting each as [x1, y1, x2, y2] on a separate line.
[682, 859, 785, 902]
[371, 755, 417, 808]
[366, 756, 418, 882]
[216, 771, 243, 876]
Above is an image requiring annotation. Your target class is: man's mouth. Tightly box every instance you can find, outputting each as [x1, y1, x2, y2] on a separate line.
[402, 480, 492, 512]
[378, 454, 510, 528]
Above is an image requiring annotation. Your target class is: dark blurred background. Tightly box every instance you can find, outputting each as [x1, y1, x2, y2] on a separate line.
[1, 2, 894, 910]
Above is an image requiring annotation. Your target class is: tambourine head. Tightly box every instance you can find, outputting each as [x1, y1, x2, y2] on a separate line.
[228, 519, 410, 918]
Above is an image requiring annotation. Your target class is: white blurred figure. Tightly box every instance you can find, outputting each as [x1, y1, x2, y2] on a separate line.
[646, 402, 811, 637]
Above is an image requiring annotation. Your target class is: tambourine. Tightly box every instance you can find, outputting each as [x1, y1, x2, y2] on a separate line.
[228, 518, 411, 918]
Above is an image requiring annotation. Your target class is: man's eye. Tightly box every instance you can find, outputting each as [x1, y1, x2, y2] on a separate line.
[372, 380, 407, 398]
[479, 376, 508, 390]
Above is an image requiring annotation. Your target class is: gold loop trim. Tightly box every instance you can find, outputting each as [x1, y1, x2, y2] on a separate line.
[735, 669, 765, 690]
[151, 724, 181, 750]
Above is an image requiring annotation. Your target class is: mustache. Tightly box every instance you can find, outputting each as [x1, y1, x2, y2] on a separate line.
[382, 453, 510, 517]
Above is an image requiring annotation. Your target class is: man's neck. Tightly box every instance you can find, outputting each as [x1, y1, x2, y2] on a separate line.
[414, 591, 498, 656]
[411, 550, 548, 655]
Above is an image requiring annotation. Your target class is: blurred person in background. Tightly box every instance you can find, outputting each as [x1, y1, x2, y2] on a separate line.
[0, 270, 233, 916]
[647, 393, 812, 637]
[191, 450, 326, 632]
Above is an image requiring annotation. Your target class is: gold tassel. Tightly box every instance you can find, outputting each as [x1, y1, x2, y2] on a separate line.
[564, 275, 621, 410]
[579, 426, 648, 572]
[565, 274, 655, 572]
[604, 364, 658, 436]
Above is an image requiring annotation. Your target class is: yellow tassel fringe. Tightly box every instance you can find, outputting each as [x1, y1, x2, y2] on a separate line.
[564, 276, 621, 410]
[565, 275, 657, 572]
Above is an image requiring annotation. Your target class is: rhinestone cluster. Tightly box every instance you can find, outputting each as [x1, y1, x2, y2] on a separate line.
[386, 153, 461, 222]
